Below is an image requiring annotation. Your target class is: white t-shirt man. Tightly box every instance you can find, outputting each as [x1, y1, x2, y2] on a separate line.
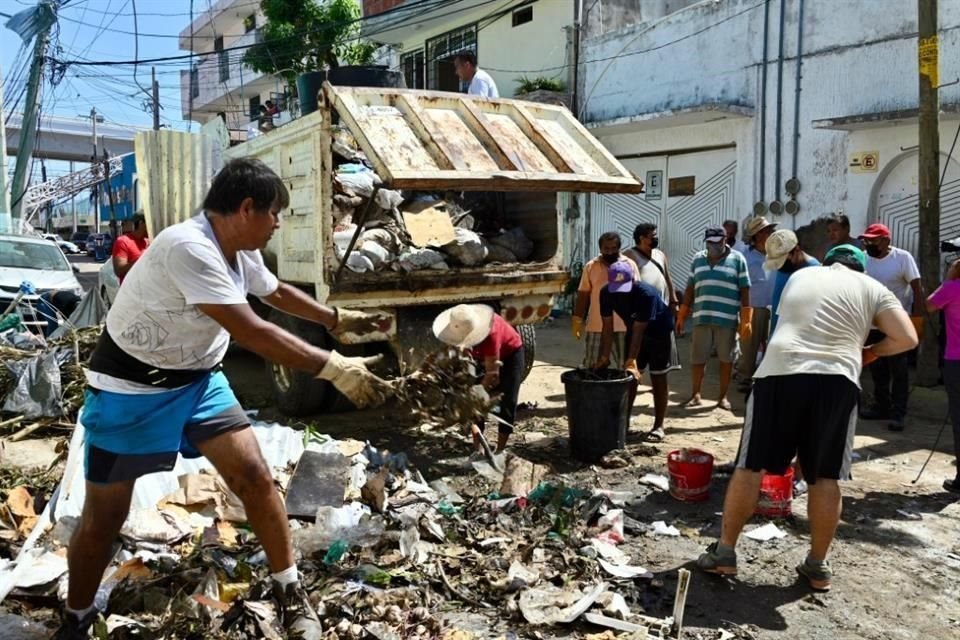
[623, 247, 669, 304]
[88, 213, 279, 392]
[865, 246, 921, 310]
[755, 264, 902, 387]
[467, 69, 499, 98]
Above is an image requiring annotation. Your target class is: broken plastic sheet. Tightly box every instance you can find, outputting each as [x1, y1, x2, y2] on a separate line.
[518, 582, 607, 625]
[2, 348, 70, 418]
[49, 289, 106, 339]
[744, 522, 788, 541]
[2, 416, 306, 604]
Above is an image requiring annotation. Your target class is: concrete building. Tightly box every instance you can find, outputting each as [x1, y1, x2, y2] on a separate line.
[178, 0, 287, 135]
[361, 0, 575, 100]
[578, 0, 960, 284]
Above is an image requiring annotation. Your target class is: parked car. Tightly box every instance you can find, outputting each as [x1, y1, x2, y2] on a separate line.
[86, 233, 113, 257]
[43, 233, 81, 254]
[98, 259, 119, 308]
[71, 231, 90, 252]
[0, 234, 84, 333]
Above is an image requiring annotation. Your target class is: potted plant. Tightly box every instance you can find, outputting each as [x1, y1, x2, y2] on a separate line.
[514, 76, 572, 110]
[244, 0, 400, 115]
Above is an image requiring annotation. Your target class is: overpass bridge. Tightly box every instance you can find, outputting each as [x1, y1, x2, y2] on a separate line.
[5, 112, 137, 162]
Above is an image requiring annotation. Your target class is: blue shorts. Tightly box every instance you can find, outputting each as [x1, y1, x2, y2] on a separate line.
[80, 371, 249, 484]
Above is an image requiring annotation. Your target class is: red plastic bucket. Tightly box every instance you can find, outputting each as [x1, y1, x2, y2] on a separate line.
[755, 468, 795, 517]
[667, 449, 714, 502]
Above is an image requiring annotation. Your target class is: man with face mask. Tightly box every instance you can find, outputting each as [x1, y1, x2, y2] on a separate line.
[859, 223, 923, 431]
[624, 223, 678, 310]
[676, 227, 752, 409]
[573, 232, 641, 369]
[738, 217, 778, 390]
[765, 230, 820, 334]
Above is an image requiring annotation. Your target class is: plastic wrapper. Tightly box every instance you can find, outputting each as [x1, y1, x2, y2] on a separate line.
[360, 241, 393, 270]
[441, 228, 488, 266]
[2, 348, 69, 418]
[484, 242, 519, 264]
[490, 227, 534, 261]
[395, 247, 448, 272]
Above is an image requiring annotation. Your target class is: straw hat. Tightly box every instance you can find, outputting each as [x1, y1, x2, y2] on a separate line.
[433, 304, 496, 348]
[745, 216, 777, 238]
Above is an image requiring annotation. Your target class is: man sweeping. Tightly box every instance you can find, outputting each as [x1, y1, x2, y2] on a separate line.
[58, 158, 391, 639]
[696, 245, 917, 591]
[433, 304, 524, 453]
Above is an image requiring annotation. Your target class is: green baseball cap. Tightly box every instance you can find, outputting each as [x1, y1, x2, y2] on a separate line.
[824, 244, 867, 271]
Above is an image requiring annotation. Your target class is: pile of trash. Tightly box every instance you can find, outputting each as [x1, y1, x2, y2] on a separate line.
[0, 325, 100, 422]
[394, 348, 497, 428]
[331, 126, 536, 275]
[0, 416, 689, 639]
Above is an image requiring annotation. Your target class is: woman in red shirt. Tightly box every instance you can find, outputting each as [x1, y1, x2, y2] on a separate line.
[433, 304, 524, 453]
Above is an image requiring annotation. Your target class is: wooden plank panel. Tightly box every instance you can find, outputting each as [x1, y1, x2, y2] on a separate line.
[509, 104, 574, 173]
[548, 108, 634, 179]
[418, 105, 501, 172]
[457, 99, 519, 171]
[392, 95, 456, 170]
[388, 170, 643, 193]
[534, 118, 606, 176]
[481, 113, 556, 173]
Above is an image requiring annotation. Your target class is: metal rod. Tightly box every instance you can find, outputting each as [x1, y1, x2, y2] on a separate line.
[759, 0, 770, 201]
[333, 186, 380, 283]
[775, 0, 786, 202]
[790, 0, 806, 183]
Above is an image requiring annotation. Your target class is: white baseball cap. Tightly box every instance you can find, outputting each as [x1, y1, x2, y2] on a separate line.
[763, 229, 799, 270]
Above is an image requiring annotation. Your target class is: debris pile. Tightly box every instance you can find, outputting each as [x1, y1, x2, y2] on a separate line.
[393, 348, 497, 428]
[331, 126, 537, 275]
[0, 417, 689, 638]
[0, 326, 100, 422]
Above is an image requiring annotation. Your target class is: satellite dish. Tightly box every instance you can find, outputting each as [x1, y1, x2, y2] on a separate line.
[768, 200, 784, 215]
[753, 201, 767, 216]
[784, 199, 800, 215]
[785, 177, 801, 196]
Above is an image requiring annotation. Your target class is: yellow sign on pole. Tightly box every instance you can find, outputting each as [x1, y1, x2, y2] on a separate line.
[919, 34, 939, 88]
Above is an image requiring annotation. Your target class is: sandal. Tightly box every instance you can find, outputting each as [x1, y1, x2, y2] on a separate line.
[796, 558, 832, 592]
[696, 542, 738, 576]
[646, 427, 665, 442]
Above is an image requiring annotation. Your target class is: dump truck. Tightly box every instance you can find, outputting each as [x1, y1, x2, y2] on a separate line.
[138, 83, 642, 416]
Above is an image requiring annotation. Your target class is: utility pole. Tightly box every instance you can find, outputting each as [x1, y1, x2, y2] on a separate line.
[9, 8, 53, 223]
[152, 66, 161, 131]
[69, 160, 77, 234]
[91, 107, 100, 234]
[917, 0, 940, 386]
[0, 64, 10, 220]
[103, 151, 118, 239]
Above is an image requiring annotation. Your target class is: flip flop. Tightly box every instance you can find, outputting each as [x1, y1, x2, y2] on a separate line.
[646, 427, 665, 442]
[717, 398, 733, 411]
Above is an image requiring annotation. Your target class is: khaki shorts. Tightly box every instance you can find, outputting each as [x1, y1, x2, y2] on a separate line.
[690, 325, 739, 365]
[583, 331, 625, 369]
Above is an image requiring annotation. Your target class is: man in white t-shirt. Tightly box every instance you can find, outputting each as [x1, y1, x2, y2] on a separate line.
[59, 159, 391, 640]
[453, 51, 499, 98]
[859, 223, 924, 431]
[623, 222, 677, 308]
[697, 245, 917, 592]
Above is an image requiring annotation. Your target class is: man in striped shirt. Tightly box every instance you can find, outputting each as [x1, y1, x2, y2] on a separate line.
[676, 226, 752, 409]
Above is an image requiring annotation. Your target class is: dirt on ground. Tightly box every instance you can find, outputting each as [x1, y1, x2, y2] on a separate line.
[224, 320, 960, 640]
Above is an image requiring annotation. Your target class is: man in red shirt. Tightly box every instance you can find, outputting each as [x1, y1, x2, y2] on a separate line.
[112, 212, 150, 284]
[434, 304, 524, 453]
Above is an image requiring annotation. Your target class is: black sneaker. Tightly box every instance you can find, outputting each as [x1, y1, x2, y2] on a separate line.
[859, 406, 889, 420]
[273, 581, 323, 640]
[52, 609, 98, 640]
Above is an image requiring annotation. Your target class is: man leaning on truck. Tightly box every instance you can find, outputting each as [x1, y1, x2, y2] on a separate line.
[57, 158, 390, 640]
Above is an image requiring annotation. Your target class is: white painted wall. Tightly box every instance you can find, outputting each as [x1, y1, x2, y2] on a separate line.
[581, 0, 960, 245]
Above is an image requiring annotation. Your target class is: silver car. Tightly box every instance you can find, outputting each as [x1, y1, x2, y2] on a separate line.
[0, 234, 84, 332]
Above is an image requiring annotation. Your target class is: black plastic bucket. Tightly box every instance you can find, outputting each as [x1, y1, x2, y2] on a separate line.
[561, 368, 633, 463]
[296, 71, 327, 116]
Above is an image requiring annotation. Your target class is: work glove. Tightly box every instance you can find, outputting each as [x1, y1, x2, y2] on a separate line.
[572, 316, 584, 340]
[317, 351, 393, 408]
[675, 305, 690, 337]
[862, 346, 879, 368]
[910, 316, 924, 340]
[330, 308, 391, 340]
[739, 307, 754, 342]
[624, 358, 642, 382]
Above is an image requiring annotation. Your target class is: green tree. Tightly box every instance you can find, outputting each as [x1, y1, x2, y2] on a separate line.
[243, 0, 379, 83]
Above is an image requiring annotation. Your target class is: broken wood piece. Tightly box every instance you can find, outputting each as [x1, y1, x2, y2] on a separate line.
[402, 202, 457, 248]
[499, 454, 548, 497]
[0, 415, 24, 429]
[8, 422, 44, 442]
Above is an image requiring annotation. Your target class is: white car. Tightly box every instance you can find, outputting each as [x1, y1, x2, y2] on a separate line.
[43, 233, 82, 254]
[98, 259, 120, 308]
[0, 234, 84, 332]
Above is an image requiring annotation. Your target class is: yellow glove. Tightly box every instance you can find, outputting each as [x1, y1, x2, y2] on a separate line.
[739, 307, 754, 342]
[910, 316, 924, 340]
[317, 351, 393, 408]
[624, 358, 642, 382]
[331, 308, 391, 339]
[572, 316, 584, 340]
[675, 304, 690, 336]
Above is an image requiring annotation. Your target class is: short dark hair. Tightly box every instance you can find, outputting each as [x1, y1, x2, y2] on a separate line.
[131, 213, 146, 229]
[265, 100, 274, 107]
[202, 158, 290, 215]
[633, 222, 657, 243]
[454, 51, 477, 67]
[828, 213, 851, 230]
[723, 219, 738, 230]
[598, 231, 622, 249]
[823, 253, 865, 272]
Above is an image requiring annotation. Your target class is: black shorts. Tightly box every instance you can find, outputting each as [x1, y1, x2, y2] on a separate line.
[736, 374, 859, 484]
[629, 330, 681, 376]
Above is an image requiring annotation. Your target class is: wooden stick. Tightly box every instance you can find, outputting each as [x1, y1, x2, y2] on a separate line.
[0, 415, 24, 429]
[8, 422, 43, 442]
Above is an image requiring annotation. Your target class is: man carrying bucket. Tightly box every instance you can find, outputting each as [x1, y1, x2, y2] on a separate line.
[696, 245, 917, 591]
[594, 261, 678, 441]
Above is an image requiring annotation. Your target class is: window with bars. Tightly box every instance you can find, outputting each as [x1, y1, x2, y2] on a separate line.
[216, 36, 229, 83]
[425, 24, 477, 92]
[401, 49, 425, 90]
[249, 95, 262, 121]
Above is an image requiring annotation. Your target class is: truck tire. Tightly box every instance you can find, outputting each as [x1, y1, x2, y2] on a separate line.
[518, 324, 536, 381]
[265, 309, 331, 416]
